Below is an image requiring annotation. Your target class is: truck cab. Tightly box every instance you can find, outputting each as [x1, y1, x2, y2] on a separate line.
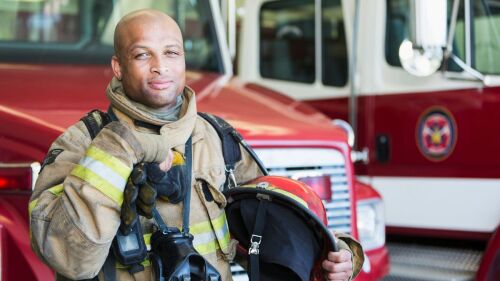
[0, 0, 388, 280]
[237, 0, 500, 280]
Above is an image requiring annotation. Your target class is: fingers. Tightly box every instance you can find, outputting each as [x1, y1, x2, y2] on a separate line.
[322, 258, 352, 273]
[322, 250, 353, 281]
[325, 271, 353, 281]
[328, 249, 351, 263]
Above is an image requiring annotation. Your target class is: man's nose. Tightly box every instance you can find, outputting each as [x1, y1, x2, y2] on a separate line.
[150, 56, 168, 75]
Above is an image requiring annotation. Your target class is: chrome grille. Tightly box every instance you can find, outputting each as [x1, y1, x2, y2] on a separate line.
[326, 165, 352, 235]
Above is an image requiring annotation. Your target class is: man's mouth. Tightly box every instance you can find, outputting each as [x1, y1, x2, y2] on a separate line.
[149, 80, 173, 90]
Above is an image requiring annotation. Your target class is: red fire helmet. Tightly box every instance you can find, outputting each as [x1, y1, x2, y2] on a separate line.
[224, 175, 338, 281]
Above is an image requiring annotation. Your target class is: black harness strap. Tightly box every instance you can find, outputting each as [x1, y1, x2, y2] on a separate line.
[80, 110, 112, 139]
[198, 112, 242, 190]
[197, 112, 269, 191]
[182, 137, 193, 235]
[248, 200, 268, 281]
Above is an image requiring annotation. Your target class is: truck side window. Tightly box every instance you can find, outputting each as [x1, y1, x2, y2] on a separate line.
[0, 0, 81, 44]
[259, 0, 315, 83]
[0, 0, 222, 73]
[385, 0, 500, 75]
[471, 1, 500, 75]
[322, 0, 348, 87]
[385, 0, 464, 72]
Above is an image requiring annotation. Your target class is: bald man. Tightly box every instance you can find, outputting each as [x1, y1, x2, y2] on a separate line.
[30, 9, 362, 281]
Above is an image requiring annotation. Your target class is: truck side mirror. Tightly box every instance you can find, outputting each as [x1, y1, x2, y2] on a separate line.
[398, 0, 447, 77]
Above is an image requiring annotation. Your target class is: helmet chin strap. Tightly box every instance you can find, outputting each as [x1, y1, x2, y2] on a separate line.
[248, 199, 269, 281]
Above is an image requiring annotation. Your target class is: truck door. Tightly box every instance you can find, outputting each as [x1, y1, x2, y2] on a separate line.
[239, 0, 350, 106]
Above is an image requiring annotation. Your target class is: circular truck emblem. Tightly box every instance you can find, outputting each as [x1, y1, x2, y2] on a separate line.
[417, 107, 457, 161]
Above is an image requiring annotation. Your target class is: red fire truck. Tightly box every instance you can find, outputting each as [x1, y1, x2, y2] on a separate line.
[0, 0, 389, 280]
[235, 0, 500, 280]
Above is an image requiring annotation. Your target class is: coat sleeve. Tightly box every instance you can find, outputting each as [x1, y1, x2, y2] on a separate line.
[29, 121, 143, 279]
[335, 232, 365, 279]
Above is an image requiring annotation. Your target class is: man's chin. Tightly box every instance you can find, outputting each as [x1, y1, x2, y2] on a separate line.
[145, 97, 180, 111]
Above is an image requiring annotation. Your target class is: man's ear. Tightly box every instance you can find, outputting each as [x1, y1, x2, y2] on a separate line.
[111, 55, 122, 80]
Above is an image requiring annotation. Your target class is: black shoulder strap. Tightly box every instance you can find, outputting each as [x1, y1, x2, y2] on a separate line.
[198, 112, 242, 190]
[80, 109, 112, 139]
[198, 112, 268, 190]
[198, 113, 242, 166]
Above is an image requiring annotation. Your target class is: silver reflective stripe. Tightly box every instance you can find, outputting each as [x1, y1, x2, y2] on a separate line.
[79, 156, 126, 192]
[192, 226, 228, 247]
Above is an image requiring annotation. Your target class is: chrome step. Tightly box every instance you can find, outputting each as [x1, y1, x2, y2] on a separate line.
[382, 242, 483, 281]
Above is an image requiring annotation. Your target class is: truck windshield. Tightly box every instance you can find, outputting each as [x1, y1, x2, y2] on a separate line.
[385, 0, 500, 75]
[0, 0, 223, 73]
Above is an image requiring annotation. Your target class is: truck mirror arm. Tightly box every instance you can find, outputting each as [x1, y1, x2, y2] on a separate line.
[442, 0, 500, 87]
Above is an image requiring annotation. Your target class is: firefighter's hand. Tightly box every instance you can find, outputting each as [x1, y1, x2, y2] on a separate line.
[147, 157, 185, 204]
[322, 249, 353, 281]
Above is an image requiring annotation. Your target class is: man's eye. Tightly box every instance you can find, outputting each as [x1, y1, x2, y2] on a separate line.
[165, 50, 182, 57]
[135, 53, 150, 59]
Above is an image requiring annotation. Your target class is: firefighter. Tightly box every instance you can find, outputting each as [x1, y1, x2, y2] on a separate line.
[29, 9, 363, 281]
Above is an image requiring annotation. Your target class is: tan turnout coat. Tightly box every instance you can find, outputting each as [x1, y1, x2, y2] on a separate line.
[29, 83, 362, 281]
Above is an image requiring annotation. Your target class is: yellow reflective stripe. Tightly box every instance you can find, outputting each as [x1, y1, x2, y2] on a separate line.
[86, 146, 130, 179]
[190, 212, 227, 234]
[194, 238, 220, 255]
[144, 233, 152, 251]
[190, 220, 212, 234]
[71, 165, 123, 204]
[190, 212, 230, 255]
[211, 212, 227, 230]
[144, 233, 152, 246]
[193, 230, 230, 255]
[48, 184, 64, 196]
[28, 184, 64, 216]
[269, 188, 308, 208]
[215, 227, 230, 250]
[172, 151, 185, 166]
[240, 184, 308, 208]
[116, 259, 151, 269]
[212, 212, 230, 249]
[80, 146, 131, 191]
[28, 199, 38, 216]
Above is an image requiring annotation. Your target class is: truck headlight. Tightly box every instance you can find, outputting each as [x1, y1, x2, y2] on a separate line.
[356, 198, 385, 251]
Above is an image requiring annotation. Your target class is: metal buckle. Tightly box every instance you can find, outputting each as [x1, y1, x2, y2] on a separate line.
[248, 235, 262, 255]
[226, 167, 237, 188]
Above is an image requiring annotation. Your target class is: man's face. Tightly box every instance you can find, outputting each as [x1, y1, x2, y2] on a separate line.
[112, 16, 186, 110]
